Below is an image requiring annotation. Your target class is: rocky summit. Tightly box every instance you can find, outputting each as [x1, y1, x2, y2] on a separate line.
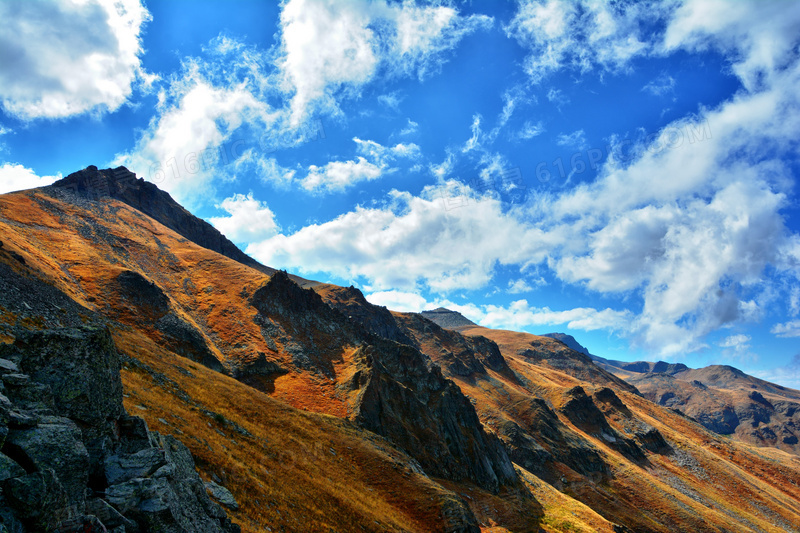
[0, 167, 798, 532]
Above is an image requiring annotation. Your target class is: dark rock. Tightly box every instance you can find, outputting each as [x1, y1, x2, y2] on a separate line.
[0, 327, 240, 532]
[420, 308, 478, 329]
[1, 327, 124, 429]
[105, 447, 167, 485]
[251, 272, 518, 493]
[4, 416, 90, 505]
[350, 340, 517, 493]
[204, 480, 239, 510]
[0, 452, 25, 481]
[0, 359, 20, 374]
[156, 312, 223, 373]
[116, 270, 171, 317]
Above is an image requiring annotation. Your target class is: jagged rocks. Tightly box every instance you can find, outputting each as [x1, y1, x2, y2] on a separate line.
[254, 272, 518, 493]
[349, 340, 517, 493]
[0, 327, 239, 532]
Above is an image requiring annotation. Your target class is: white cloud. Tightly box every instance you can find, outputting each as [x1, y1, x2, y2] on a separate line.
[719, 334, 751, 349]
[555, 129, 588, 150]
[0, 163, 59, 194]
[0, 0, 153, 119]
[301, 157, 383, 193]
[642, 73, 676, 96]
[400, 119, 419, 136]
[207, 193, 279, 244]
[516, 121, 545, 140]
[506, 0, 657, 83]
[662, 0, 800, 93]
[113, 53, 279, 207]
[507, 278, 545, 294]
[771, 320, 800, 338]
[364, 290, 629, 335]
[247, 182, 552, 292]
[277, 0, 492, 122]
[299, 137, 421, 193]
[265, 0, 800, 357]
[365, 290, 429, 312]
[474, 300, 632, 332]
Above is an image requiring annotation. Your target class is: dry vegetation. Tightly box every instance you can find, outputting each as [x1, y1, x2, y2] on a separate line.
[2, 188, 800, 532]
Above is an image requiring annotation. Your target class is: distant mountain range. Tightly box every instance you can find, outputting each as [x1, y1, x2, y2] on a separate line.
[0, 166, 798, 532]
[540, 332, 800, 454]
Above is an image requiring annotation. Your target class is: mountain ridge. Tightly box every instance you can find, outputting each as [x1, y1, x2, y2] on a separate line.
[1, 167, 799, 532]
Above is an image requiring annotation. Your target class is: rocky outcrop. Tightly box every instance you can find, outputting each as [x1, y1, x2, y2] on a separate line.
[0, 327, 239, 532]
[420, 308, 478, 329]
[348, 339, 517, 493]
[252, 272, 518, 493]
[394, 312, 513, 378]
[113, 270, 223, 373]
[316, 284, 414, 346]
[561, 387, 645, 462]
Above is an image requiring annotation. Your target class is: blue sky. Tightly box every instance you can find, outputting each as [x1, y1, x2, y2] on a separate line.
[1, 0, 800, 387]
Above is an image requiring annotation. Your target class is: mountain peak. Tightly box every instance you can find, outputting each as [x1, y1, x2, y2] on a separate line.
[48, 165, 270, 273]
[542, 332, 591, 356]
[420, 307, 477, 329]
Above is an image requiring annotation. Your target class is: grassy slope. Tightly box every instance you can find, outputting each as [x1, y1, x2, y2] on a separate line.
[0, 190, 479, 532]
[3, 189, 800, 531]
[441, 325, 800, 532]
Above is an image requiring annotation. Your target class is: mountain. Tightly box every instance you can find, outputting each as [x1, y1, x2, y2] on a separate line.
[543, 332, 800, 455]
[0, 166, 799, 532]
[420, 307, 478, 329]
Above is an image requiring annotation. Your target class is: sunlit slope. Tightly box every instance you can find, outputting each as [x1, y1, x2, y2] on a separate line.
[0, 186, 539, 531]
[458, 325, 800, 532]
[314, 284, 800, 532]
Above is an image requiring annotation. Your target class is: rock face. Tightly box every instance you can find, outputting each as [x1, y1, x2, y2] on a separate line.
[48, 165, 268, 274]
[420, 308, 478, 329]
[0, 327, 239, 532]
[253, 272, 517, 493]
[348, 339, 517, 492]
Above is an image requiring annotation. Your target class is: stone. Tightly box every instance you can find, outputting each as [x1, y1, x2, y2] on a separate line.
[4, 416, 90, 505]
[105, 447, 168, 485]
[0, 452, 25, 482]
[204, 480, 239, 510]
[0, 359, 20, 374]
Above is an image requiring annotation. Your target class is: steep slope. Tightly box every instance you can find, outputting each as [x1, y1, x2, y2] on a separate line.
[0, 255, 485, 532]
[0, 169, 533, 530]
[3, 168, 800, 532]
[316, 295, 800, 531]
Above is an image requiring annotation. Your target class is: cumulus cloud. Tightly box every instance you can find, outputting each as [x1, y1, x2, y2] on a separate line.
[299, 137, 420, 193]
[207, 193, 280, 244]
[365, 290, 429, 312]
[0, 0, 153, 119]
[113, 40, 284, 207]
[277, 0, 492, 122]
[301, 157, 383, 193]
[0, 163, 59, 194]
[771, 320, 800, 338]
[247, 182, 552, 292]
[254, 1, 800, 356]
